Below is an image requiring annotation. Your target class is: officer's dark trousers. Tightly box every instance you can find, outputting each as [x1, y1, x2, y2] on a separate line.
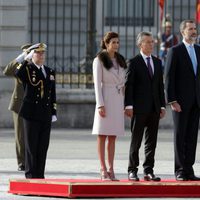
[23, 118, 51, 178]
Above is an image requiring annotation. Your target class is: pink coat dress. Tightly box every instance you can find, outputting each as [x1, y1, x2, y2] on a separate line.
[92, 57, 125, 136]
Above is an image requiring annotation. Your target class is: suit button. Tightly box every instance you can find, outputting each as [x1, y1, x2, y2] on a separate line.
[37, 94, 39, 97]
[35, 101, 38, 104]
[46, 104, 49, 106]
[38, 88, 40, 90]
[48, 97, 50, 99]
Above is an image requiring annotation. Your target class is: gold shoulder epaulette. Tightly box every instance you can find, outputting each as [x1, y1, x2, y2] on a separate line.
[53, 103, 57, 110]
[16, 64, 22, 70]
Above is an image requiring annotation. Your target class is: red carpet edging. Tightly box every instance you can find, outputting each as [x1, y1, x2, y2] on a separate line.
[8, 179, 200, 198]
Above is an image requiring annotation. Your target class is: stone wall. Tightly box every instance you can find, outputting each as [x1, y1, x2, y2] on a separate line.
[0, 0, 29, 71]
[0, 0, 174, 129]
[0, 79, 173, 129]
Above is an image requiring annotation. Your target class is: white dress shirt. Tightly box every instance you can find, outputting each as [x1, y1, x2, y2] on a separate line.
[140, 51, 154, 74]
[32, 61, 47, 78]
[183, 39, 197, 58]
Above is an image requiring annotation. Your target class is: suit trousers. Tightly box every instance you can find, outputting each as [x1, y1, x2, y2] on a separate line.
[23, 118, 51, 178]
[172, 102, 200, 176]
[128, 113, 160, 174]
[13, 111, 25, 167]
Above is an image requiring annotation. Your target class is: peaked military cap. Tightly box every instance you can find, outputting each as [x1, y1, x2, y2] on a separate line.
[34, 43, 47, 52]
[20, 43, 32, 50]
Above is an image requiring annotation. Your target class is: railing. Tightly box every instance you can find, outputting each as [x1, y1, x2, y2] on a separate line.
[29, 0, 198, 88]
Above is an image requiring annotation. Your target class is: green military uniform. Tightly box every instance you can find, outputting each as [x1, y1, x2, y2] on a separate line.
[3, 60, 25, 170]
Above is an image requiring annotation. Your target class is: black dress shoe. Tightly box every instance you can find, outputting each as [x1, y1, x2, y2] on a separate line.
[128, 172, 139, 181]
[144, 173, 161, 181]
[18, 165, 25, 171]
[187, 174, 200, 181]
[176, 173, 188, 181]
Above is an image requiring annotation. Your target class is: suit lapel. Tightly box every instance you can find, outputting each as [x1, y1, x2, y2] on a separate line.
[44, 66, 48, 78]
[181, 43, 196, 76]
[43, 66, 50, 84]
[139, 54, 151, 80]
[107, 61, 124, 84]
[194, 44, 200, 76]
[138, 54, 154, 80]
[152, 56, 158, 80]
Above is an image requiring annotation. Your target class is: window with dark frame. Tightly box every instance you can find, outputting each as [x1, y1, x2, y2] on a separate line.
[105, 0, 154, 26]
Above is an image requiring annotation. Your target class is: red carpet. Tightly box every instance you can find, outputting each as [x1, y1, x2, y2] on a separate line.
[8, 179, 200, 198]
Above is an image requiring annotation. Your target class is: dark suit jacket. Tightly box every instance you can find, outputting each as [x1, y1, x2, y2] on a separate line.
[15, 61, 57, 122]
[125, 54, 165, 114]
[165, 43, 200, 110]
[3, 60, 24, 113]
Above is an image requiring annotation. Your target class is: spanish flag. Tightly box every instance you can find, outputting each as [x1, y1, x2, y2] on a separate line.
[196, 0, 200, 23]
[158, 0, 165, 21]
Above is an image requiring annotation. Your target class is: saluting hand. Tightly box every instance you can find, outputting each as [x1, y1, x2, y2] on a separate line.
[98, 106, 106, 117]
[15, 52, 26, 63]
[24, 50, 34, 61]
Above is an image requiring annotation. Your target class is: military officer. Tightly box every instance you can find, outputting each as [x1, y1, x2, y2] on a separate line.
[15, 43, 57, 178]
[3, 43, 32, 171]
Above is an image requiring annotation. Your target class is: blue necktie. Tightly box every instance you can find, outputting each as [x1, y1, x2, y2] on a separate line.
[146, 57, 153, 78]
[188, 45, 197, 75]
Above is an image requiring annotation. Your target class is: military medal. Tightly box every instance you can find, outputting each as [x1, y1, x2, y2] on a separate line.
[32, 71, 36, 82]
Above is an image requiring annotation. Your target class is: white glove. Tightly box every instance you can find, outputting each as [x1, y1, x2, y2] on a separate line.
[24, 50, 34, 60]
[15, 52, 26, 63]
[52, 115, 57, 122]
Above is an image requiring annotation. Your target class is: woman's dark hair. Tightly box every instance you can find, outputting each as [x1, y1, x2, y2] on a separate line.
[100, 32, 119, 49]
[98, 31, 126, 69]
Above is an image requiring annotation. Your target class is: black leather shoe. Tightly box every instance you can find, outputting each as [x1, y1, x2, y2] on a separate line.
[144, 173, 161, 181]
[18, 165, 25, 171]
[187, 174, 200, 181]
[176, 173, 188, 181]
[128, 172, 139, 181]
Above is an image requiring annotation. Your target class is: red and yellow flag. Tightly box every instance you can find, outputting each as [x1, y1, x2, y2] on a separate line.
[196, 0, 200, 23]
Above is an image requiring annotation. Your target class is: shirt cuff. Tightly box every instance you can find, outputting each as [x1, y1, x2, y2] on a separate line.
[52, 115, 57, 122]
[168, 101, 177, 104]
[125, 105, 133, 109]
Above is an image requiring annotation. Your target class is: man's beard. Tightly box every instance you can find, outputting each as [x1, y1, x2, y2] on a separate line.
[188, 35, 197, 42]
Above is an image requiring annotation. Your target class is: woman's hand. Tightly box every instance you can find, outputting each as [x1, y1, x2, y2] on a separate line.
[98, 106, 106, 117]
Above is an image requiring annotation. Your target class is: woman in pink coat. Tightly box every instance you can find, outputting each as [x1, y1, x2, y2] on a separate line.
[92, 32, 127, 181]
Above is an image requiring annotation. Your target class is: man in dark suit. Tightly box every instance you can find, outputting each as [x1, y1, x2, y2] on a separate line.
[165, 20, 200, 181]
[125, 31, 166, 181]
[15, 43, 57, 178]
[3, 44, 32, 171]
